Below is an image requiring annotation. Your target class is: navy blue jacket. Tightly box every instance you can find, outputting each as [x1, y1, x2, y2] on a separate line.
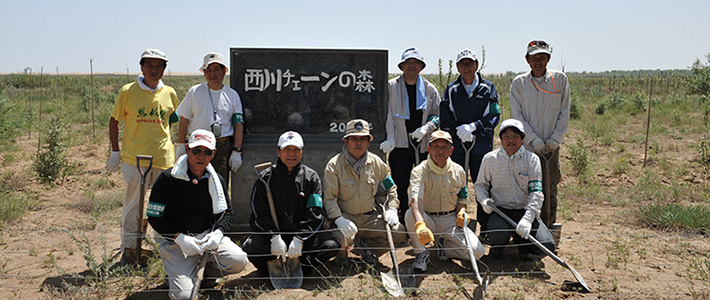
[440, 73, 500, 155]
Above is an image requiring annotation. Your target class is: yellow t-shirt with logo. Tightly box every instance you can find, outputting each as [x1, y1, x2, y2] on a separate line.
[111, 82, 179, 170]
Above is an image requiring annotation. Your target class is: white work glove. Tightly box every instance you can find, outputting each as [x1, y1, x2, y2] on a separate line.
[456, 123, 476, 143]
[480, 198, 495, 214]
[379, 139, 395, 154]
[532, 138, 546, 154]
[270, 234, 287, 258]
[175, 233, 202, 257]
[409, 126, 429, 142]
[199, 229, 223, 252]
[175, 143, 186, 161]
[335, 217, 358, 240]
[516, 210, 535, 239]
[545, 139, 559, 153]
[383, 208, 399, 226]
[104, 151, 121, 173]
[229, 151, 242, 172]
[286, 237, 303, 258]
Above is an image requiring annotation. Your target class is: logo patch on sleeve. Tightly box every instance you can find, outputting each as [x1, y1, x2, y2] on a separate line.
[146, 202, 166, 217]
[528, 180, 542, 193]
[307, 194, 323, 208]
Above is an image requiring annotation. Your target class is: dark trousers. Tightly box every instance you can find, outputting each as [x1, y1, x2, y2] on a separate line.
[486, 207, 555, 254]
[451, 152, 486, 233]
[242, 231, 340, 271]
[388, 146, 426, 222]
[212, 137, 233, 183]
[538, 148, 561, 228]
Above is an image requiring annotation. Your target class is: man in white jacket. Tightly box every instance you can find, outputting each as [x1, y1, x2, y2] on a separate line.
[381, 47, 440, 222]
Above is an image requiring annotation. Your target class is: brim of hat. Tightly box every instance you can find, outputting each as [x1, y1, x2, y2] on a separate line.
[142, 55, 168, 62]
[188, 141, 216, 150]
[342, 133, 373, 141]
[500, 124, 524, 133]
[397, 58, 426, 70]
[430, 137, 453, 144]
[278, 142, 303, 149]
[200, 61, 229, 72]
[456, 56, 478, 64]
[527, 49, 550, 56]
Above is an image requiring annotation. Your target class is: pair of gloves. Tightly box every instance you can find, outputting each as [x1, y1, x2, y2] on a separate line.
[174, 229, 224, 257]
[379, 123, 436, 154]
[175, 143, 243, 172]
[270, 234, 304, 258]
[415, 211, 469, 245]
[480, 198, 534, 239]
[531, 138, 559, 155]
[334, 208, 399, 241]
[455, 122, 477, 143]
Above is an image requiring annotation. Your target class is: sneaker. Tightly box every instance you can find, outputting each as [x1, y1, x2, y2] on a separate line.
[436, 238, 450, 261]
[360, 248, 378, 265]
[412, 251, 430, 272]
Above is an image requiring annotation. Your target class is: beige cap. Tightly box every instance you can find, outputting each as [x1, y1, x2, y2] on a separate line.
[342, 119, 373, 141]
[429, 130, 453, 144]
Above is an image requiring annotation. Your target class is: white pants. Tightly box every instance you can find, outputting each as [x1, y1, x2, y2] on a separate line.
[160, 236, 248, 300]
[120, 162, 163, 251]
[404, 208, 485, 260]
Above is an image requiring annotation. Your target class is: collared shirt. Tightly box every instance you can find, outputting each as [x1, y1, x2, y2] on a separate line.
[323, 152, 397, 219]
[510, 69, 571, 151]
[409, 158, 468, 213]
[474, 146, 543, 216]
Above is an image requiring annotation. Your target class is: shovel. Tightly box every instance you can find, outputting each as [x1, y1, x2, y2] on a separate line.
[490, 205, 591, 293]
[460, 139, 479, 232]
[407, 136, 421, 165]
[134, 155, 153, 266]
[254, 162, 303, 289]
[461, 213, 489, 299]
[380, 223, 405, 297]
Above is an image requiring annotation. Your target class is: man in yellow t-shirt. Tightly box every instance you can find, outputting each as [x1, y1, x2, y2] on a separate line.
[104, 48, 179, 265]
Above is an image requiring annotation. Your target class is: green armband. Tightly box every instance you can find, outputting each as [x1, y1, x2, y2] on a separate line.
[427, 114, 440, 128]
[232, 113, 244, 125]
[146, 202, 166, 217]
[490, 102, 501, 115]
[307, 194, 323, 208]
[380, 175, 395, 191]
[169, 112, 179, 124]
[528, 180, 542, 193]
[457, 187, 468, 199]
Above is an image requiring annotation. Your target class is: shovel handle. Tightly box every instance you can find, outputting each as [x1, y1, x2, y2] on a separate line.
[408, 137, 420, 165]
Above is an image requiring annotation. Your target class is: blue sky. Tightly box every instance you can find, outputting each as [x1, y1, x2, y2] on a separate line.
[3, 0, 710, 75]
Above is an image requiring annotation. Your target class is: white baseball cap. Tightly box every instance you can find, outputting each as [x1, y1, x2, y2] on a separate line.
[278, 131, 304, 149]
[188, 129, 216, 150]
[140, 48, 168, 62]
[397, 47, 426, 70]
[200, 52, 228, 72]
[456, 48, 478, 64]
[500, 119, 525, 135]
[526, 40, 551, 56]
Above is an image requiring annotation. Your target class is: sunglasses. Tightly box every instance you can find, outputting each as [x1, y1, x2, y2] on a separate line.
[528, 40, 548, 48]
[190, 148, 214, 156]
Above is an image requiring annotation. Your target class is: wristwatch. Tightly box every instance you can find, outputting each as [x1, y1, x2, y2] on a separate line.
[233, 146, 242, 153]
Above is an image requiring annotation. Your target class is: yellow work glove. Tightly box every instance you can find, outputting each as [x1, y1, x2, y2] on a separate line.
[456, 211, 467, 228]
[415, 221, 434, 245]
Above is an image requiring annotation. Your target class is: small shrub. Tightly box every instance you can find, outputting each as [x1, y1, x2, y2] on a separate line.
[568, 139, 590, 176]
[0, 190, 27, 228]
[33, 118, 69, 185]
[639, 202, 710, 232]
[569, 99, 580, 120]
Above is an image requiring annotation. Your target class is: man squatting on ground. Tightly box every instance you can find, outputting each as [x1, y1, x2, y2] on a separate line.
[324, 119, 407, 265]
[104, 48, 179, 264]
[474, 119, 555, 259]
[405, 130, 485, 272]
[148, 129, 247, 299]
[510, 40, 570, 228]
[381, 47, 441, 222]
[440, 48, 500, 237]
[243, 131, 340, 274]
[176, 52, 244, 183]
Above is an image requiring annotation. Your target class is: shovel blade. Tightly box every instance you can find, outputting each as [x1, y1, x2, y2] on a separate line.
[267, 257, 303, 289]
[380, 270, 405, 297]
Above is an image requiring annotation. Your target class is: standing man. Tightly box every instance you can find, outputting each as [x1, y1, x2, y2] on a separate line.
[176, 52, 244, 183]
[405, 130, 485, 272]
[474, 119, 555, 259]
[104, 48, 179, 265]
[325, 119, 406, 265]
[510, 40, 570, 228]
[243, 131, 340, 275]
[148, 130, 248, 299]
[440, 48, 500, 237]
[381, 47, 440, 221]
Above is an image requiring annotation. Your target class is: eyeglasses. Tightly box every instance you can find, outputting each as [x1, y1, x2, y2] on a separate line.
[190, 148, 214, 156]
[528, 40, 548, 48]
[430, 145, 452, 152]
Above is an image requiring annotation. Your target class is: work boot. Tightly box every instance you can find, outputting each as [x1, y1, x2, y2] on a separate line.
[355, 238, 378, 265]
[436, 238, 450, 261]
[334, 248, 351, 267]
[412, 251, 430, 272]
